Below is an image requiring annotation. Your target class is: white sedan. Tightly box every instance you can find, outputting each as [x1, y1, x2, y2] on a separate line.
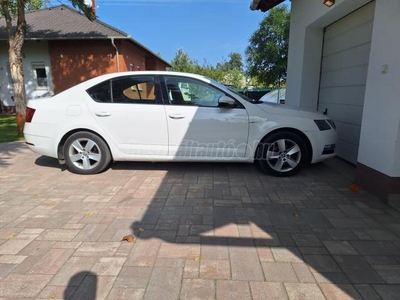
[24, 71, 336, 176]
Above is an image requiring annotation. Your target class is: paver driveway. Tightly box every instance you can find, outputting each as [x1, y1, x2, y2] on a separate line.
[0, 141, 400, 300]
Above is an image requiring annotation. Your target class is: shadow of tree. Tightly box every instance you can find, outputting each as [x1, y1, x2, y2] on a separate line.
[0, 141, 26, 168]
[66, 271, 97, 300]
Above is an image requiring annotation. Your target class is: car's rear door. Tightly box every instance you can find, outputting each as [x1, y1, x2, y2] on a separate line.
[85, 74, 168, 156]
[161, 75, 249, 158]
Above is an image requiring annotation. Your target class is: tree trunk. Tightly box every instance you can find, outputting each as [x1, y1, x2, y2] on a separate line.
[9, 38, 27, 136]
[1, 0, 28, 137]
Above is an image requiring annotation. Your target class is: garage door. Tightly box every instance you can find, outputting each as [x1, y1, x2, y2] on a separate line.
[318, 1, 375, 164]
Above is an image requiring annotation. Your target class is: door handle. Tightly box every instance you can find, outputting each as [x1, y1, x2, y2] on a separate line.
[95, 112, 111, 117]
[168, 114, 185, 119]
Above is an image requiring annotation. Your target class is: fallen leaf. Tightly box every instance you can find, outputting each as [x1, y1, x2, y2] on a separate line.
[51, 293, 57, 299]
[87, 212, 94, 217]
[138, 228, 145, 232]
[350, 184, 359, 192]
[35, 193, 41, 197]
[8, 234, 14, 240]
[121, 234, 135, 243]
[194, 256, 200, 261]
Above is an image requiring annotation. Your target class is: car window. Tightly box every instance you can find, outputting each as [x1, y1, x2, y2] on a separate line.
[164, 77, 224, 107]
[87, 76, 158, 104]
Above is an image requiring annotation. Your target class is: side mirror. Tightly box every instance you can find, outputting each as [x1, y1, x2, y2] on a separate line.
[218, 95, 236, 107]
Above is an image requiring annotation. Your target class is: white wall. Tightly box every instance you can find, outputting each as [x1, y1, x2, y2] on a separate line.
[287, 0, 400, 177]
[286, 0, 372, 110]
[0, 40, 53, 107]
[358, 0, 400, 177]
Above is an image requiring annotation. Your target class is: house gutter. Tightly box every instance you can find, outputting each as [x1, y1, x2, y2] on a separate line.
[111, 37, 120, 72]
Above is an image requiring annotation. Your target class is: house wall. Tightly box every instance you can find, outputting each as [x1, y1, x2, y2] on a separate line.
[0, 40, 53, 107]
[119, 40, 147, 71]
[49, 39, 170, 93]
[49, 39, 118, 93]
[287, 0, 400, 203]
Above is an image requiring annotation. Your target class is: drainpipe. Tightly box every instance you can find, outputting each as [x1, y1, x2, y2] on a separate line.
[111, 37, 120, 72]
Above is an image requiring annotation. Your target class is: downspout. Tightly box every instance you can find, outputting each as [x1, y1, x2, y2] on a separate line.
[111, 37, 120, 72]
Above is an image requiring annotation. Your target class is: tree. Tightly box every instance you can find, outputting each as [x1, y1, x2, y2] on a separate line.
[0, 0, 93, 136]
[217, 52, 243, 72]
[169, 49, 245, 89]
[169, 48, 195, 73]
[246, 5, 290, 87]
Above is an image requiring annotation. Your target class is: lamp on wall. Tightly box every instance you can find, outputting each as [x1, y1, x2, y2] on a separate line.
[323, 0, 335, 7]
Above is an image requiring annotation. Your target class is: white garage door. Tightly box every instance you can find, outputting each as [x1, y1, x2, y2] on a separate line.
[318, 1, 375, 164]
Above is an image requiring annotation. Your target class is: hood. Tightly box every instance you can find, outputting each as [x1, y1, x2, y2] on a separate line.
[256, 102, 329, 120]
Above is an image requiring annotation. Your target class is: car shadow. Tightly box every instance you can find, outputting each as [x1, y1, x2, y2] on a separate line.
[121, 159, 389, 297]
[35, 156, 68, 171]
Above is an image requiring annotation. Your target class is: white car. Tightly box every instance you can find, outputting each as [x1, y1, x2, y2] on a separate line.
[24, 71, 336, 176]
[260, 88, 286, 104]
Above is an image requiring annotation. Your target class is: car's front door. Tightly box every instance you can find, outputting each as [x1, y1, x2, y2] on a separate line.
[85, 75, 168, 156]
[162, 76, 249, 158]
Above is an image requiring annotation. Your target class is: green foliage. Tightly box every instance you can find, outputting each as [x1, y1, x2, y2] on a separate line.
[246, 5, 290, 86]
[0, 0, 49, 17]
[169, 49, 245, 89]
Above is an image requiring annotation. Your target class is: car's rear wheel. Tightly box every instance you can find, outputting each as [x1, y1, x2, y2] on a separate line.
[64, 132, 111, 174]
[257, 131, 308, 177]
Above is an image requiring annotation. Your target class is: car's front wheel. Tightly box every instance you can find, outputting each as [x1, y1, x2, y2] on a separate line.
[257, 131, 308, 177]
[64, 132, 111, 174]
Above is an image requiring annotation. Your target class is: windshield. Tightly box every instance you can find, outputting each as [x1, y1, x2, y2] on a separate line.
[201, 76, 257, 103]
[227, 87, 257, 103]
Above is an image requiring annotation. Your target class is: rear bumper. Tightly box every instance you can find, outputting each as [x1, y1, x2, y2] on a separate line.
[24, 133, 58, 159]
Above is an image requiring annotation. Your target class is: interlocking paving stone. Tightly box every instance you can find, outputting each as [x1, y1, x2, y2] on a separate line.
[292, 234, 323, 247]
[373, 284, 400, 300]
[319, 283, 362, 300]
[180, 279, 215, 300]
[284, 283, 325, 300]
[216, 280, 252, 300]
[322, 241, 358, 255]
[28, 248, 74, 275]
[262, 262, 298, 282]
[350, 241, 400, 256]
[303, 255, 342, 273]
[3, 144, 400, 300]
[50, 257, 98, 286]
[353, 284, 382, 300]
[334, 255, 385, 284]
[372, 265, 400, 284]
[200, 259, 231, 279]
[144, 267, 183, 300]
[71, 275, 115, 300]
[250, 281, 289, 300]
[0, 274, 53, 297]
[107, 287, 145, 300]
[292, 263, 315, 283]
[271, 247, 304, 263]
[114, 266, 152, 289]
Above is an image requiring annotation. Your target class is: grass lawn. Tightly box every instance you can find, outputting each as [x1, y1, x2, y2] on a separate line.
[0, 115, 24, 143]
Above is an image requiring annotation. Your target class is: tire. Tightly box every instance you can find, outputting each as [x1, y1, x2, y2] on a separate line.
[257, 131, 308, 177]
[64, 132, 111, 175]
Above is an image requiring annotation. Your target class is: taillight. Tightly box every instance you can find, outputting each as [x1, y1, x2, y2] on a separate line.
[26, 107, 36, 123]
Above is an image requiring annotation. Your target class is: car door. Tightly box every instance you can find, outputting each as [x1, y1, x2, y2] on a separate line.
[162, 75, 249, 158]
[85, 74, 168, 156]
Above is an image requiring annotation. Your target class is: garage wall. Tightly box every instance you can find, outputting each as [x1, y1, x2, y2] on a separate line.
[286, 0, 373, 111]
[358, 0, 400, 177]
[317, 2, 375, 164]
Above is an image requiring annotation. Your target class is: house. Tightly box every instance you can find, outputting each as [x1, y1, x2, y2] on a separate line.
[0, 5, 170, 111]
[251, 0, 400, 207]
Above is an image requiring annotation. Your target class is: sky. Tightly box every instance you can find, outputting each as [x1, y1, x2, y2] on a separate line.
[48, 0, 290, 66]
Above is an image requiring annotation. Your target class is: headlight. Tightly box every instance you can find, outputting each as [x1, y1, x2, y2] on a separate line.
[314, 120, 332, 131]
